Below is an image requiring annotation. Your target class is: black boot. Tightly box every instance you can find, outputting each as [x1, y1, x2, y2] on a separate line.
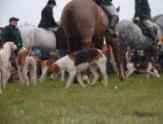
[107, 28, 117, 38]
[149, 27, 157, 41]
[107, 15, 119, 38]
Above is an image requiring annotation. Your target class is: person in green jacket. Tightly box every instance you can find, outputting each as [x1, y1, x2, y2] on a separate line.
[2, 17, 23, 80]
[97, 0, 119, 38]
[2, 17, 23, 51]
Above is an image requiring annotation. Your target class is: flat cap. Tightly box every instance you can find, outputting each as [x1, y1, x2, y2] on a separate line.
[9, 17, 19, 22]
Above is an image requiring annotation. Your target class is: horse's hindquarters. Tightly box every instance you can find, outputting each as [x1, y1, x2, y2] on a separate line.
[20, 26, 57, 50]
[35, 29, 56, 50]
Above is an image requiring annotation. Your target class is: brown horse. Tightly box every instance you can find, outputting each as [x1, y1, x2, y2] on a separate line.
[60, 0, 124, 80]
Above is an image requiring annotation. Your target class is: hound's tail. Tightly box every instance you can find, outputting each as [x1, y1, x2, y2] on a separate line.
[27, 31, 35, 56]
[17, 32, 35, 66]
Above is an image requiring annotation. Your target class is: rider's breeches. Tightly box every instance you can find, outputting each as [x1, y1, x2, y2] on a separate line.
[143, 20, 155, 29]
[100, 4, 119, 28]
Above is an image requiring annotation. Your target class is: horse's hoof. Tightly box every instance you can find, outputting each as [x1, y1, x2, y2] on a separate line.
[119, 76, 125, 81]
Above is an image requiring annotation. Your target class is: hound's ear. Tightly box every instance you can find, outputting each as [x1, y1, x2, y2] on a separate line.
[117, 6, 120, 12]
[50, 64, 60, 74]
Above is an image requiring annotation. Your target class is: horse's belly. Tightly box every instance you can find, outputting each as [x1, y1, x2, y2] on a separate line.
[35, 30, 56, 50]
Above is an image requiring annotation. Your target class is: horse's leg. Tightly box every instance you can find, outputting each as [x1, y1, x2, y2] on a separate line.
[110, 38, 125, 80]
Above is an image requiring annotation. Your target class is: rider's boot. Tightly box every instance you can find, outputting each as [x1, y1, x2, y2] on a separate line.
[149, 27, 156, 41]
[107, 15, 119, 38]
[143, 20, 157, 41]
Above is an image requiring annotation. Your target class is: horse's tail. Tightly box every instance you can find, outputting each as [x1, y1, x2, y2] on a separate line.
[61, 3, 82, 52]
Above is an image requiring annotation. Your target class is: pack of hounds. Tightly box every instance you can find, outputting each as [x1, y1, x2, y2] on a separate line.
[0, 40, 162, 95]
[0, 42, 108, 95]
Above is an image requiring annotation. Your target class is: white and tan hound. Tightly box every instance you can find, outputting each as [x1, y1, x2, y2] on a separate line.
[125, 49, 160, 78]
[50, 48, 108, 89]
[16, 47, 37, 85]
[40, 59, 54, 82]
[0, 42, 17, 95]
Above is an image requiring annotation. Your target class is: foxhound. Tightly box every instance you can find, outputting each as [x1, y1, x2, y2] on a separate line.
[40, 59, 54, 82]
[125, 49, 160, 78]
[50, 48, 108, 89]
[17, 47, 37, 85]
[0, 42, 17, 95]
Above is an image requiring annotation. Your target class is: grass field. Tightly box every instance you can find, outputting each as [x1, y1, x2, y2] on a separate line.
[0, 75, 163, 124]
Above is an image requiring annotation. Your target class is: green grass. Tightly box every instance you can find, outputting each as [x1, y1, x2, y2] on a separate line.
[0, 75, 163, 124]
